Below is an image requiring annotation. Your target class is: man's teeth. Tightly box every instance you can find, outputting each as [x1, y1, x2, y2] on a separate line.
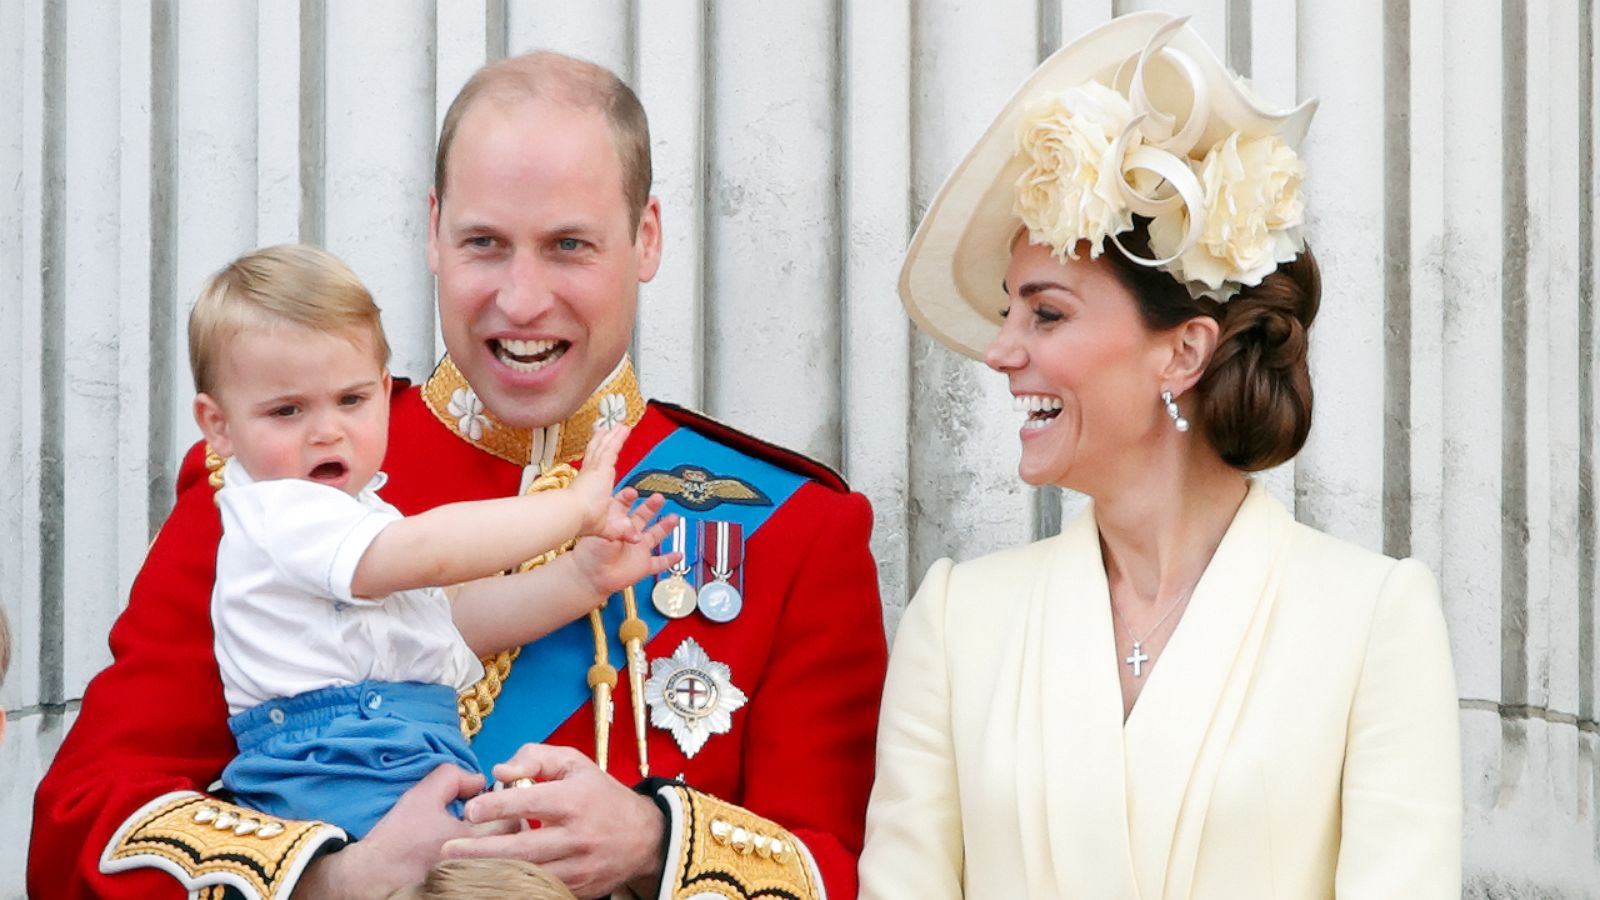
[1014, 394, 1062, 429]
[495, 338, 566, 373]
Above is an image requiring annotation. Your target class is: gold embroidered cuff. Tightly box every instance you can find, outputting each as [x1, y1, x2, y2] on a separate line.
[99, 791, 346, 900]
[653, 785, 826, 900]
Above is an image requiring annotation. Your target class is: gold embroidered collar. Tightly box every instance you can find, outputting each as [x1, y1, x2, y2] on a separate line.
[421, 355, 646, 470]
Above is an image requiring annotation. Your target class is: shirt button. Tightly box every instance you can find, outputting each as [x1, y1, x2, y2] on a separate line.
[365, 691, 383, 710]
[268, 708, 286, 725]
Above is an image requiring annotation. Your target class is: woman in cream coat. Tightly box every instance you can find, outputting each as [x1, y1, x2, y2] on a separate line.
[859, 13, 1461, 900]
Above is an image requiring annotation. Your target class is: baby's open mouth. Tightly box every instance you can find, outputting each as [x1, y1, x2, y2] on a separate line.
[491, 338, 569, 373]
[309, 460, 348, 481]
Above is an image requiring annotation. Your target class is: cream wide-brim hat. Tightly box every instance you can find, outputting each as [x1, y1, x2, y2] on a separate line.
[900, 12, 1318, 360]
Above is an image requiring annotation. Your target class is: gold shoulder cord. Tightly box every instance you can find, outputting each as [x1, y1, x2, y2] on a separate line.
[456, 465, 652, 775]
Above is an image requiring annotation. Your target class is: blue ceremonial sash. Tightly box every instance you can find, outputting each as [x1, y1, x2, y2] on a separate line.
[470, 424, 809, 772]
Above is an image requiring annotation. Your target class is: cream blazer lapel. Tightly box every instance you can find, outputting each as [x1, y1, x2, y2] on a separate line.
[1029, 507, 1141, 898]
[1122, 481, 1296, 899]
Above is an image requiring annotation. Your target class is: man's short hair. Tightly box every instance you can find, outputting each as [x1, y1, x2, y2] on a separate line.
[385, 859, 578, 900]
[188, 244, 391, 394]
[433, 51, 652, 231]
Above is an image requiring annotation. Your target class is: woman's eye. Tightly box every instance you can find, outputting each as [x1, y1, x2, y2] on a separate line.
[998, 306, 1010, 320]
[1034, 306, 1064, 323]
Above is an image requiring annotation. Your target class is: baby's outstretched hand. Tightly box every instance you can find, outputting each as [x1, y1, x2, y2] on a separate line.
[571, 493, 682, 598]
[572, 425, 631, 537]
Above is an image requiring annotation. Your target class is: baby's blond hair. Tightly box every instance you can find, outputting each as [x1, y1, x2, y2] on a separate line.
[386, 859, 578, 900]
[188, 244, 390, 394]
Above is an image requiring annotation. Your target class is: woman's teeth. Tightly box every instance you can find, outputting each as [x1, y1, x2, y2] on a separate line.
[1014, 394, 1063, 430]
[494, 338, 566, 373]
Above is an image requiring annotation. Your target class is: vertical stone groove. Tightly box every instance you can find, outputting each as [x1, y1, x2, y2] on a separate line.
[832, 0, 848, 470]
[1037, 0, 1060, 60]
[1227, 0, 1252, 77]
[147, 0, 176, 532]
[298, 0, 325, 247]
[1500, 0, 1530, 709]
[698, 1, 716, 414]
[39, 0, 66, 708]
[486, 0, 507, 61]
[1578, 0, 1594, 725]
[1382, 0, 1412, 559]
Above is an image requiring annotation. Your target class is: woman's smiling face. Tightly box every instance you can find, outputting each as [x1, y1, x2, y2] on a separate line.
[984, 236, 1175, 492]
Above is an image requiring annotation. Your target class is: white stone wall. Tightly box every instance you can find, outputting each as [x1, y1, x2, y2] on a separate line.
[1, 1, 1595, 896]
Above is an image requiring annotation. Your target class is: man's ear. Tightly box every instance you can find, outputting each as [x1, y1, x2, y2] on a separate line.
[426, 187, 442, 274]
[634, 195, 663, 284]
[193, 393, 234, 459]
[1161, 315, 1221, 397]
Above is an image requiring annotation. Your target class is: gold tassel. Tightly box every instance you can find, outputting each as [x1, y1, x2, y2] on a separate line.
[619, 588, 650, 776]
[587, 608, 617, 770]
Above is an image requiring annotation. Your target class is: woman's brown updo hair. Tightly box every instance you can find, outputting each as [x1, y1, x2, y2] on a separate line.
[1100, 218, 1321, 471]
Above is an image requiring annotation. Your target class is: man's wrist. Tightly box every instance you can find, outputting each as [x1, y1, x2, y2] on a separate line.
[291, 843, 365, 900]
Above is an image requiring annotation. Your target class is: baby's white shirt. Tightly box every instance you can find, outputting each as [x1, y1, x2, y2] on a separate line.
[211, 460, 485, 716]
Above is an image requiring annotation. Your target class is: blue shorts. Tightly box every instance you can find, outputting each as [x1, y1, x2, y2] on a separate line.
[222, 680, 482, 839]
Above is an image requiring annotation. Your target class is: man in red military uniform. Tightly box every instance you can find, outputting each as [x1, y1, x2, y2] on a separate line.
[30, 51, 886, 900]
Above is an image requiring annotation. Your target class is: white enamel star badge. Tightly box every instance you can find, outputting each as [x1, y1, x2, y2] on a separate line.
[643, 637, 747, 758]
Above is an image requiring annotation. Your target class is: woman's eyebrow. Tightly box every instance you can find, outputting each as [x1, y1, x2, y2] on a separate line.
[1018, 280, 1071, 298]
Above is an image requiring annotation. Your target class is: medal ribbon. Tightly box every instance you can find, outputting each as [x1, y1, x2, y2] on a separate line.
[698, 520, 744, 592]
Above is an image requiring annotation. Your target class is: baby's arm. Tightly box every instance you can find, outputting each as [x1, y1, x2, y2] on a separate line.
[450, 494, 681, 655]
[349, 426, 631, 600]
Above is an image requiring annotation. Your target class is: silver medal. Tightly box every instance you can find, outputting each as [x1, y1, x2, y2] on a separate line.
[696, 520, 744, 623]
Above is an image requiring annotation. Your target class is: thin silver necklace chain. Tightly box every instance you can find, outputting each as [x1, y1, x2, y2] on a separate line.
[1109, 587, 1192, 646]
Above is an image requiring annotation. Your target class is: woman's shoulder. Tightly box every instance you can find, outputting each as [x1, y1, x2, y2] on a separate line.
[1280, 519, 1441, 621]
[945, 535, 1062, 585]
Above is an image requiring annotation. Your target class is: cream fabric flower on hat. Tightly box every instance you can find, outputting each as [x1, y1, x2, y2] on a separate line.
[1013, 83, 1146, 261]
[1150, 132, 1307, 299]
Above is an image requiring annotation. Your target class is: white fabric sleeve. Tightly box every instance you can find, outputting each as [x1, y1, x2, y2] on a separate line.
[219, 478, 402, 604]
[1334, 558, 1463, 898]
[859, 557, 965, 900]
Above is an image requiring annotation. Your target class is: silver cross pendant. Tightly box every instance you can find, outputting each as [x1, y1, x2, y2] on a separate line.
[1125, 642, 1150, 678]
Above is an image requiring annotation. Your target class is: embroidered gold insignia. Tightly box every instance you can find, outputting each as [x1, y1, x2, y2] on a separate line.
[625, 465, 772, 512]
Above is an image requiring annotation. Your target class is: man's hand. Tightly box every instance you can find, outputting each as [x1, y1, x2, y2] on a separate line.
[293, 765, 494, 899]
[445, 744, 667, 898]
[571, 492, 681, 597]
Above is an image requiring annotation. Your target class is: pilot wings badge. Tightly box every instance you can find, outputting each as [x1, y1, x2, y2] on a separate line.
[643, 637, 748, 758]
[623, 465, 771, 512]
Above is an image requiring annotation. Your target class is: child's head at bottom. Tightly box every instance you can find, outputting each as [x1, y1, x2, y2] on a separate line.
[385, 859, 579, 900]
[188, 244, 393, 495]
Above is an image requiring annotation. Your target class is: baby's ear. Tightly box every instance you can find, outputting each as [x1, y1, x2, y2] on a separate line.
[193, 393, 233, 458]
[381, 370, 394, 398]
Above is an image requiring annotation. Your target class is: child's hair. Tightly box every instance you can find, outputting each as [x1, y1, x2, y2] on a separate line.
[385, 859, 579, 900]
[0, 605, 10, 691]
[188, 243, 391, 393]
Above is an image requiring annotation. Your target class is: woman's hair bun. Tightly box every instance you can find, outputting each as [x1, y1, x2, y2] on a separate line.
[1194, 251, 1321, 471]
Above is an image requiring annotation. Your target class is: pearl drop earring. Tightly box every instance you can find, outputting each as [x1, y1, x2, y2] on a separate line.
[1161, 390, 1190, 433]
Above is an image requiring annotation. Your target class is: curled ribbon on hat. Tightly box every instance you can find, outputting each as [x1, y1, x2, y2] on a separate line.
[1010, 15, 1308, 301]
